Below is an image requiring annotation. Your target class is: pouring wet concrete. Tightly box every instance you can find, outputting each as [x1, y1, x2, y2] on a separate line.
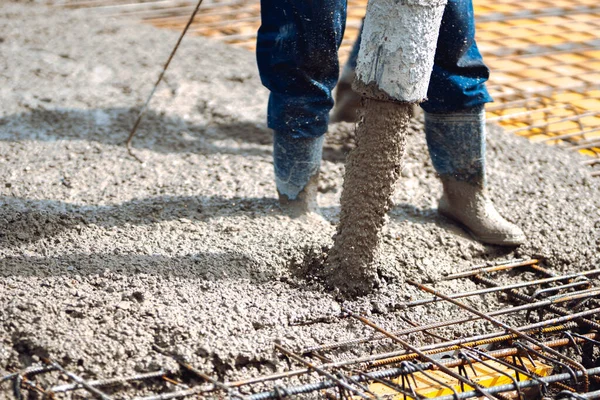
[1, 2, 598, 395]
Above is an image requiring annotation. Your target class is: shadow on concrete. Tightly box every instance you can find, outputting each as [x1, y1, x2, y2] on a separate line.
[0, 107, 350, 162]
[0, 195, 282, 245]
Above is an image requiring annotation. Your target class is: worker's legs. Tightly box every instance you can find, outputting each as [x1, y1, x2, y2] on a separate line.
[423, 0, 525, 245]
[257, 0, 346, 212]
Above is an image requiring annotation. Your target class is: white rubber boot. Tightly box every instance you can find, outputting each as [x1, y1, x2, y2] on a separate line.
[438, 178, 526, 246]
[425, 106, 526, 246]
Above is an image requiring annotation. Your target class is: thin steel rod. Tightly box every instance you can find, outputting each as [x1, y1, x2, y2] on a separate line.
[125, 0, 204, 162]
[565, 389, 600, 399]
[507, 111, 600, 134]
[473, 274, 600, 330]
[400, 316, 546, 399]
[487, 106, 571, 123]
[134, 385, 210, 400]
[247, 353, 600, 400]
[493, 54, 600, 74]
[487, 97, 547, 112]
[342, 308, 498, 400]
[234, 323, 579, 390]
[368, 323, 578, 368]
[402, 316, 548, 388]
[442, 259, 538, 280]
[477, 7, 600, 22]
[0, 365, 57, 385]
[303, 288, 600, 354]
[582, 158, 600, 165]
[433, 367, 600, 400]
[43, 358, 113, 400]
[531, 280, 591, 299]
[400, 269, 600, 308]
[541, 128, 600, 142]
[179, 361, 248, 400]
[227, 328, 597, 398]
[274, 344, 371, 399]
[569, 139, 600, 151]
[406, 280, 591, 392]
[492, 82, 599, 101]
[49, 370, 167, 393]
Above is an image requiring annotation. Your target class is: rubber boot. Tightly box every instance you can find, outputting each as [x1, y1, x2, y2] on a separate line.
[274, 131, 324, 217]
[425, 106, 526, 246]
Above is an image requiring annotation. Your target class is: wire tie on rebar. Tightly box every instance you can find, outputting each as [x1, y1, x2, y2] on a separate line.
[571, 332, 600, 347]
[518, 342, 581, 387]
[468, 350, 525, 400]
[412, 361, 461, 400]
[363, 374, 407, 399]
[557, 390, 587, 400]
[273, 385, 289, 399]
[563, 332, 583, 355]
[13, 373, 23, 400]
[514, 342, 538, 368]
[456, 352, 472, 392]
[398, 362, 419, 400]
[458, 351, 478, 378]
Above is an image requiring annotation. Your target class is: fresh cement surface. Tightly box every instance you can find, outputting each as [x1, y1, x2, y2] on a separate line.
[1, 2, 599, 396]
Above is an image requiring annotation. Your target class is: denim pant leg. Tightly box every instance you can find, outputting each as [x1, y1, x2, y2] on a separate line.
[343, 0, 491, 113]
[421, 0, 493, 113]
[256, 0, 347, 139]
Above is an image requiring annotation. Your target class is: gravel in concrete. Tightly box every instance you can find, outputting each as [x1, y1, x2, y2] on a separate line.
[1, 2, 598, 396]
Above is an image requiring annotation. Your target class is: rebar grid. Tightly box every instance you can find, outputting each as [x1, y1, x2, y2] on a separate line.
[3, 258, 600, 400]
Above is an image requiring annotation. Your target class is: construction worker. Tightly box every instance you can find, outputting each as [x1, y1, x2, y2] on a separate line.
[256, 0, 525, 247]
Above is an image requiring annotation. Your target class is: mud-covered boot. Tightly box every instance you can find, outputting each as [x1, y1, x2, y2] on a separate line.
[425, 106, 526, 246]
[274, 131, 324, 217]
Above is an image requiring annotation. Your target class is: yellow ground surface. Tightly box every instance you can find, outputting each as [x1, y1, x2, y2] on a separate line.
[366, 356, 552, 399]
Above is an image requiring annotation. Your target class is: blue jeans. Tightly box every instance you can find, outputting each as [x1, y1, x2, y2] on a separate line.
[257, 0, 493, 139]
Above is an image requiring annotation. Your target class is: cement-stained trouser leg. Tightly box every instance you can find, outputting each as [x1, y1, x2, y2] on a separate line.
[425, 107, 526, 246]
[256, 0, 346, 212]
[422, 0, 525, 246]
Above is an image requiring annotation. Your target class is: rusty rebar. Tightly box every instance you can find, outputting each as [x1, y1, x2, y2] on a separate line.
[303, 288, 600, 355]
[442, 258, 538, 280]
[400, 269, 600, 308]
[49, 370, 168, 394]
[432, 367, 600, 400]
[368, 323, 578, 368]
[342, 308, 498, 400]
[0, 365, 57, 385]
[42, 358, 113, 400]
[473, 274, 600, 330]
[406, 280, 591, 392]
[274, 344, 372, 399]
[178, 361, 248, 400]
